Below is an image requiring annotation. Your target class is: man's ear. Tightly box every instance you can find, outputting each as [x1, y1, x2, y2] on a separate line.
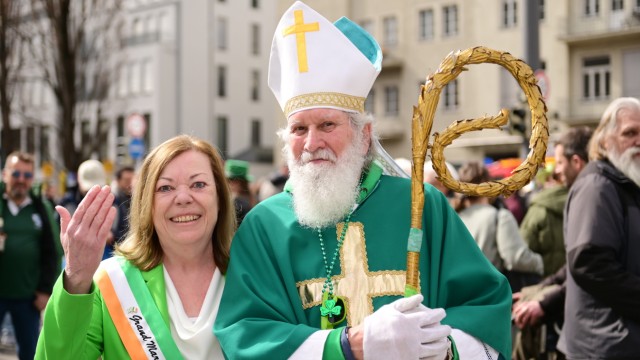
[570, 154, 586, 170]
[362, 123, 372, 155]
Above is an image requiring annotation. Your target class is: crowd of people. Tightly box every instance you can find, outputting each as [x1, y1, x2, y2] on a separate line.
[0, 1, 638, 359]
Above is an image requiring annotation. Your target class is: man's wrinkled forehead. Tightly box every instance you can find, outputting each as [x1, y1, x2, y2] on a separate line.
[287, 108, 350, 126]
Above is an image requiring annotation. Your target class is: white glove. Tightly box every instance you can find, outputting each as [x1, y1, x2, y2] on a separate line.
[363, 294, 451, 360]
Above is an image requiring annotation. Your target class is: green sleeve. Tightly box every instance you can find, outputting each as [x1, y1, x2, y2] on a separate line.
[519, 206, 544, 252]
[322, 329, 346, 360]
[35, 274, 103, 359]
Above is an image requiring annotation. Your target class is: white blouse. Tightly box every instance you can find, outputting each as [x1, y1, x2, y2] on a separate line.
[164, 267, 225, 359]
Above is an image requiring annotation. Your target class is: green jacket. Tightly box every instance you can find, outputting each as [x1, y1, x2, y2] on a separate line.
[35, 263, 169, 359]
[520, 186, 568, 276]
[0, 181, 61, 295]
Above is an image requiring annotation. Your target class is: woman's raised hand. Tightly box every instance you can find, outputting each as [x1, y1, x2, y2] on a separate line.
[57, 185, 117, 294]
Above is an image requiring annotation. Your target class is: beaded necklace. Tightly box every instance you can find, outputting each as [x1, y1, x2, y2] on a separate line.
[317, 174, 364, 328]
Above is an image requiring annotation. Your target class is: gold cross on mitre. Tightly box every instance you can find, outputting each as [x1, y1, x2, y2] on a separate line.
[282, 9, 319, 73]
[296, 223, 408, 326]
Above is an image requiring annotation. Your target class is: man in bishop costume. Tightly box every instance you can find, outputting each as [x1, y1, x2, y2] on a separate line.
[214, 2, 511, 359]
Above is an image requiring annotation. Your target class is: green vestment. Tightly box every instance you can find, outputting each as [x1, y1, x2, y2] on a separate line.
[215, 166, 511, 359]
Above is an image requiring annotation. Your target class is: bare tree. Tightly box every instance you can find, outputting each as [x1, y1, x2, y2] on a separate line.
[0, 0, 24, 161]
[26, 0, 123, 171]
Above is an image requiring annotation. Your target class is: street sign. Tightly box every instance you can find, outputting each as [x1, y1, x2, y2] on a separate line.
[129, 138, 145, 160]
[126, 113, 147, 138]
[534, 70, 550, 100]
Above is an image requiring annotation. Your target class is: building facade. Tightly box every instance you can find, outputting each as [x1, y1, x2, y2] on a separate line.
[276, 0, 640, 165]
[10, 0, 278, 183]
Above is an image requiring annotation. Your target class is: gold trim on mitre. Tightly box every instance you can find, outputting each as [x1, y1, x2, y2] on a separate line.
[284, 92, 365, 117]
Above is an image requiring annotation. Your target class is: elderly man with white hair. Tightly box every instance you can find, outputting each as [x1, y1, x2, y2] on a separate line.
[215, 2, 511, 360]
[558, 97, 640, 358]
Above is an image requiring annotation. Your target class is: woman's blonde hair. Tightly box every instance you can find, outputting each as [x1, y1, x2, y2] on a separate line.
[116, 135, 236, 273]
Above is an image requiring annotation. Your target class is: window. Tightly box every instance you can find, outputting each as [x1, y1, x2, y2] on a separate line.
[98, 119, 109, 159]
[419, 9, 434, 40]
[217, 116, 228, 156]
[132, 17, 143, 37]
[142, 59, 153, 93]
[81, 120, 91, 158]
[217, 17, 227, 50]
[218, 65, 227, 97]
[250, 23, 260, 55]
[383, 16, 397, 48]
[26, 125, 35, 154]
[129, 62, 141, 94]
[145, 15, 156, 36]
[251, 0, 259, 8]
[502, 0, 517, 28]
[158, 12, 173, 41]
[539, 0, 545, 20]
[582, 56, 610, 100]
[40, 126, 50, 162]
[118, 66, 127, 97]
[251, 69, 260, 101]
[251, 119, 261, 146]
[611, 0, 624, 11]
[585, 0, 600, 16]
[443, 5, 458, 36]
[622, 49, 640, 98]
[443, 79, 459, 109]
[364, 89, 375, 114]
[384, 86, 399, 116]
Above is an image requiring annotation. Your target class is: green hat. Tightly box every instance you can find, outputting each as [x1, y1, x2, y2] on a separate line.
[225, 159, 253, 181]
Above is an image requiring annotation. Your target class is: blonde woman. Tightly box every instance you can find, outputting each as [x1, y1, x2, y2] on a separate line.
[36, 135, 235, 359]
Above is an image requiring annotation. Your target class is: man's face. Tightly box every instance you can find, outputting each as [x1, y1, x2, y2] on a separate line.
[117, 170, 135, 196]
[554, 144, 583, 188]
[287, 108, 369, 165]
[284, 108, 371, 228]
[3, 157, 34, 203]
[606, 108, 640, 186]
[606, 108, 640, 163]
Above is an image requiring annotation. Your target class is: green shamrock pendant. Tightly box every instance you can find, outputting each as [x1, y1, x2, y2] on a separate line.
[320, 292, 346, 329]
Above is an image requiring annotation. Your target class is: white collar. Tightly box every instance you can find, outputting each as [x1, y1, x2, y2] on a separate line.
[3, 193, 33, 216]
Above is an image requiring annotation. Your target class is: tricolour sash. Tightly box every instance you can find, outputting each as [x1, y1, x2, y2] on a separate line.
[96, 257, 183, 360]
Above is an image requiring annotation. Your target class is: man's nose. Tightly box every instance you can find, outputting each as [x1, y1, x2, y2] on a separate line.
[304, 127, 325, 153]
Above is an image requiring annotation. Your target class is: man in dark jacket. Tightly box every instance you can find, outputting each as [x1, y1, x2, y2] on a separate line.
[513, 127, 593, 359]
[520, 126, 593, 277]
[0, 151, 60, 360]
[558, 97, 640, 358]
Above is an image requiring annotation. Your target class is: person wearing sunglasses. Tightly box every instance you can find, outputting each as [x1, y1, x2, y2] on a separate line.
[0, 151, 60, 360]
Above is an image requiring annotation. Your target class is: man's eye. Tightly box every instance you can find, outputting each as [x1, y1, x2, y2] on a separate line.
[322, 122, 335, 128]
[292, 126, 307, 134]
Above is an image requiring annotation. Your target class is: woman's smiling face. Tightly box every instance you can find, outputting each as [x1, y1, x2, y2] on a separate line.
[152, 150, 219, 250]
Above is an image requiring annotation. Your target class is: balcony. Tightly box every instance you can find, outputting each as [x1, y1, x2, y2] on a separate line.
[558, 10, 640, 44]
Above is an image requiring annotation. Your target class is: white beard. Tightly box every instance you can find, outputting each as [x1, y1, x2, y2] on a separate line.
[608, 146, 640, 187]
[286, 138, 368, 229]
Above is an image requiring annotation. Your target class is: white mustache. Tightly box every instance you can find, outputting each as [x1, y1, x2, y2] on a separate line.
[300, 149, 337, 164]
